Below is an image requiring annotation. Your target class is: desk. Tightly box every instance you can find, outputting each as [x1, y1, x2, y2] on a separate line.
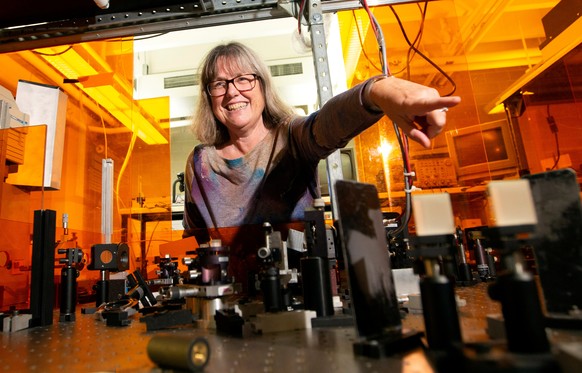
[120, 207, 182, 278]
[1, 283, 580, 372]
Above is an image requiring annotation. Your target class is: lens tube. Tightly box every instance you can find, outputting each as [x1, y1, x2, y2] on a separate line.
[147, 334, 210, 371]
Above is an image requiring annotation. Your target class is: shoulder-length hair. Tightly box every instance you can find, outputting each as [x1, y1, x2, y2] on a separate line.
[192, 41, 296, 146]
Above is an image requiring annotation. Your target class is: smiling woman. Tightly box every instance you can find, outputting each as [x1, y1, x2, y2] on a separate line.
[182, 41, 460, 235]
[180, 41, 459, 293]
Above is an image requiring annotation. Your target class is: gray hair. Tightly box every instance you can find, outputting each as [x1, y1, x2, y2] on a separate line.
[192, 42, 296, 146]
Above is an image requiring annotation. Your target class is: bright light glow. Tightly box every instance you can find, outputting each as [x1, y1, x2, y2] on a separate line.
[378, 140, 393, 156]
[379, 139, 394, 197]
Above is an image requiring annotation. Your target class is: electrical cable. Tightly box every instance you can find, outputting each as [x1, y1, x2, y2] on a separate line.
[404, 3, 426, 80]
[294, 0, 312, 51]
[359, 0, 412, 237]
[374, 17, 388, 76]
[145, 220, 161, 257]
[389, 2, 457, 96]
[99, 110, 109, 160]
[32, 45, 74, 56]
[551, 131, 560, 170]
[546, 105, 561, 170]
[351, 10, 383, 74]
[297, 0, 307, 34]
[361, 0, 461, 237]
[390, 125, 414, 237]
[114, 36, 146, 267]
[113, 130, 141, 272]
[110, 33, 169, 42]
[390, 2, 426, 78]
[360, 0, 388, 76]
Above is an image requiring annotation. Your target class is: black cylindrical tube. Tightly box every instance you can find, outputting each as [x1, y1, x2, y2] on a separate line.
[473, 239, 490, 281]
[420, 275, 462, 351]
[147, 334, 210, 371]
[442, 256, 458, 280]
[59, 266, 77, 321]
[301, 256, 333, 317]
[457, 263, 473, 282]
[488, 273, 550, 353]
[262, 267, 283, 313]
[95, 279, 108, 307]
[456, 242, 468, 265]
[486, 251, 497, 278]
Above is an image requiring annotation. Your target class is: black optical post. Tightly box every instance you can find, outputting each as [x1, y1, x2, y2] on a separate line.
[460, 180, 561, 372]
[409, 193, 463, 365]
[30, 209, 57, 327]
[59, 248, 83, 322]
[301, 201, 334, 318]
[88, 243, 130, 308]
[411, 234, 462, 352]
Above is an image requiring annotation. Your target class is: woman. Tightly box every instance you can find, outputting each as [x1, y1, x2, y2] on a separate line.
[183, 41, 460, 237]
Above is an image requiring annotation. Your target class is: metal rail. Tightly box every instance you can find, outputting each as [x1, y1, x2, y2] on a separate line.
[0, 0, 430, 53]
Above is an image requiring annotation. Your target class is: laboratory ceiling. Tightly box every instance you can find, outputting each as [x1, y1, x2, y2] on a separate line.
[0, 1, 561, 65]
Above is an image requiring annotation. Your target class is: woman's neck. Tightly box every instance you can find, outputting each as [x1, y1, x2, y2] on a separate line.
[217, 124, 270, 159]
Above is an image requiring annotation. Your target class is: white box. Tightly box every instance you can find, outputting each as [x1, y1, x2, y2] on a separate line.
[412, 193, 455, 236]
[14, 80, 67, 189]
[487, 180, 537, 227]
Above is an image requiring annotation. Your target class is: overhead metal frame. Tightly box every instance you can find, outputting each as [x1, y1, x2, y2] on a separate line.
[0, 0, 285, 53]
[0, 0, 427, 53]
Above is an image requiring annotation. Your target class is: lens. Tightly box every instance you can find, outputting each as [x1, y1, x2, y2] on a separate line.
[100, 250, 113, 265]
[190, 339, 210, 368]
[148, 335, 210, 371]
[117, 243, 130, 271]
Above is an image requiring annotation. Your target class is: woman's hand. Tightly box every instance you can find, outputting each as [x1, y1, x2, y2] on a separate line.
[366, 76, 461, 148]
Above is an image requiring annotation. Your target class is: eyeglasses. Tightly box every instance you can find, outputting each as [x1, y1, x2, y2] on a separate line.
[206, 74, 259, 97]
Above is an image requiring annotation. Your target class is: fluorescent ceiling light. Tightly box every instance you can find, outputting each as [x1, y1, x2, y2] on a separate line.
[36, 43, 168, 145]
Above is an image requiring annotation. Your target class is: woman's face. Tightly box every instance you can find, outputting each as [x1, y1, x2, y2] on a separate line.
[209, 57, 265, 137]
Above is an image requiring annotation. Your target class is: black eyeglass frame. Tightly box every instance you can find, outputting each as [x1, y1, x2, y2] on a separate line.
[206, 74, 259, 97]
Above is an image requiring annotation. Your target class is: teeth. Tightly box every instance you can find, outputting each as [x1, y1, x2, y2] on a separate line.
[227, 102, 247, 111]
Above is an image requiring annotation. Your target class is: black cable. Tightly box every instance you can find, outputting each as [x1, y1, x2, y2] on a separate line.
[407, 2, 427, 77]
[546, 105, 561, 170]
[389, 124, 413, 238]
[32, 45, 73, 56]
[359, 0, 414, 236]
[551, 131, 561, 170]
[391, 2, 426, 78]
[110, 32, 169, 42]
[389, 2, 457, 96]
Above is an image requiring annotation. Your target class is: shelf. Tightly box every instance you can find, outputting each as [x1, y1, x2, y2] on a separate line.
[380, 185, 487, 199]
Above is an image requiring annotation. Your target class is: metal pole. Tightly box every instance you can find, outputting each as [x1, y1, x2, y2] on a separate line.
[102, 158, 114, 244]
[308, 0, 343, 220]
